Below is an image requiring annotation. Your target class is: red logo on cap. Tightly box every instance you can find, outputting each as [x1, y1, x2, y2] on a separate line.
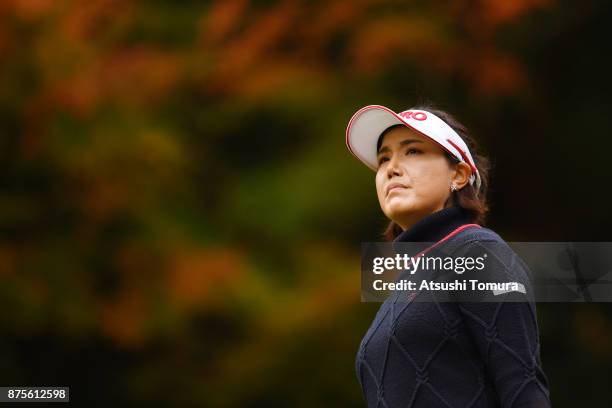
[399, 111, 427, 121]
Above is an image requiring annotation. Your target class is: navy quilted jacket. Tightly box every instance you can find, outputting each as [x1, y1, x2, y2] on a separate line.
[355, 207, 551, 407]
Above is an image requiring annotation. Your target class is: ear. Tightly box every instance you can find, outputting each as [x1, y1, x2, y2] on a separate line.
[451, 162, 472, 190]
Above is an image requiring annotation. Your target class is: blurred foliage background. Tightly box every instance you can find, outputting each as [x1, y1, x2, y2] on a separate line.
[1, 0, 611, 406]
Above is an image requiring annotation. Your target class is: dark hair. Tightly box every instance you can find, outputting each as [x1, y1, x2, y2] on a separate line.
[379, 106, 490, 241]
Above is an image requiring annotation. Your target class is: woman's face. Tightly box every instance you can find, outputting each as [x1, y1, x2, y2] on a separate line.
[375, 126, 469, 230]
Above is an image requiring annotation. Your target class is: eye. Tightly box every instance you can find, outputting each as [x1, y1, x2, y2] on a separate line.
[378, 156, 389, 165]
[406, 148, 422, 155]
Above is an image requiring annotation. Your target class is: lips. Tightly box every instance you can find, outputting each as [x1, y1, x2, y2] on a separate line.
[386, 182, 408, 196]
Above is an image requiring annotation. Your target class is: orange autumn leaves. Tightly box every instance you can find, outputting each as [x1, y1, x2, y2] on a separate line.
[99, 246, 245, 348]
[167, 247, 244, 308]
[199, 0, 554, 98]
[4, 0, 555, 130]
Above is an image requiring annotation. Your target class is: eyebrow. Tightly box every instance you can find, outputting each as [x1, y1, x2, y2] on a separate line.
[377, 138, 424, 155]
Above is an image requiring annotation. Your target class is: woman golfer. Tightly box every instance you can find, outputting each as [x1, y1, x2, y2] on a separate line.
[347, 105, 551, 407]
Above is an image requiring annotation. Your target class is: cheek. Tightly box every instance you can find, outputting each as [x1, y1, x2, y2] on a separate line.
[375, 172, 387, 204]
[411, 161, 451, 197]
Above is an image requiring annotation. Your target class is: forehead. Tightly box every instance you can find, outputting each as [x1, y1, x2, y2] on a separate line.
[377, 126, 437, 151]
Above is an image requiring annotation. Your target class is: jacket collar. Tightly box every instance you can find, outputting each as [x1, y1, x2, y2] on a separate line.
[393, 206, 473, 243]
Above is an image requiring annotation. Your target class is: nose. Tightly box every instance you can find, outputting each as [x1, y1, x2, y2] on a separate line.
[386, 153, 403, 178]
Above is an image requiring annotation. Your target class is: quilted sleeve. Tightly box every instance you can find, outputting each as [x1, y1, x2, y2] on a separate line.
[455, 240, 551, 407]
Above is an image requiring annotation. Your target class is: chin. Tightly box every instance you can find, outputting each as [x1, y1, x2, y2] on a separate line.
[385, 201, 417, 222]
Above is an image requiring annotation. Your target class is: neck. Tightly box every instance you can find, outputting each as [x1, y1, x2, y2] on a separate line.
[396, 205, 446, 231]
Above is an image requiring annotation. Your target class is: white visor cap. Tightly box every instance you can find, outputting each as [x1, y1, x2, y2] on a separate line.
[345, 105, 481, 190]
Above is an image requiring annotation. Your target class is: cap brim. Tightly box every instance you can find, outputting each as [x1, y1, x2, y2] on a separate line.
[346, 105, 408, 170]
